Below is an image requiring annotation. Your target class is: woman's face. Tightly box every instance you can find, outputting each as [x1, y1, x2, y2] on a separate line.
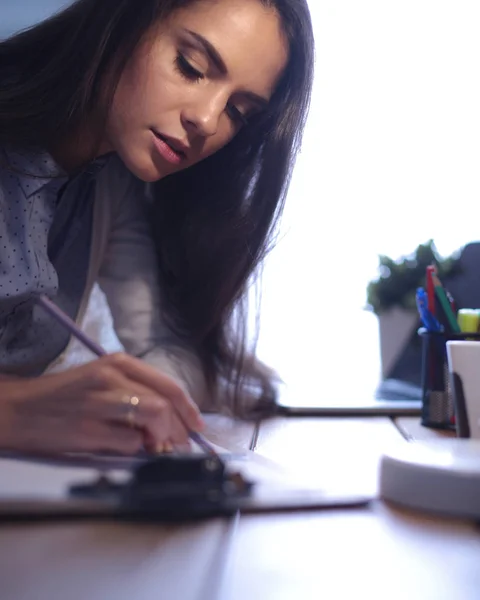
[105, 0, 288, 182]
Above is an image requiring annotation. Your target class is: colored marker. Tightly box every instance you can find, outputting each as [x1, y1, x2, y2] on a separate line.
[431, 273, 460, 333]
[457, 309, 480, 334]
[426, 265, 436, 315]
[416, 287, 442, 332]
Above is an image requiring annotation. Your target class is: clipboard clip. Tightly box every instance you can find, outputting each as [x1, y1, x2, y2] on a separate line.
[69, 455, 253, 520]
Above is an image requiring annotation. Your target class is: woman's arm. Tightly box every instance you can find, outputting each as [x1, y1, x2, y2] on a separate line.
[97, 177, 212, 411]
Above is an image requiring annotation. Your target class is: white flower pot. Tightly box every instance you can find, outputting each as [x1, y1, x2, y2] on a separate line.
[378, 307, 418, 379]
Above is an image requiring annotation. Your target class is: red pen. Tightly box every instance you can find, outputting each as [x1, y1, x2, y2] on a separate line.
[426, 265, 436, 315]
[425, 265, 438, 394]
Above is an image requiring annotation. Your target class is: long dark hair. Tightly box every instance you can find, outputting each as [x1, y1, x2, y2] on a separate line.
[0, 0, 315, 417]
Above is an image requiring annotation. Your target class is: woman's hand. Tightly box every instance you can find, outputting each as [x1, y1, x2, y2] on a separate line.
[0, 353, 204, 455]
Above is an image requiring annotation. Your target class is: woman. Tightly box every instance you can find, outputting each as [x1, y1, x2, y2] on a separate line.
[0, 0, 314, 454]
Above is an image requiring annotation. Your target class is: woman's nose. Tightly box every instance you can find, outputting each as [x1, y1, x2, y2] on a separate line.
[181, 91, 226, 138]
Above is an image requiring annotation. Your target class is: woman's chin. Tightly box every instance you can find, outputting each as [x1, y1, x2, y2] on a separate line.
[134, 165, 166, 183]
[116, 147, 169, 183]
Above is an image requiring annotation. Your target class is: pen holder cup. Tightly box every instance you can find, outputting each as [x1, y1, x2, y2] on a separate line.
[418, 328, 480, 431]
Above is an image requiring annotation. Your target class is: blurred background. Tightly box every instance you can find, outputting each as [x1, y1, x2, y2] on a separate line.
[2, 0, 480, 406]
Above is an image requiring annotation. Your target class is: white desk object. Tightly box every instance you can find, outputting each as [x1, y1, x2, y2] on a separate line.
[379, 439, 480, 519]
[446, 340, 480, 439]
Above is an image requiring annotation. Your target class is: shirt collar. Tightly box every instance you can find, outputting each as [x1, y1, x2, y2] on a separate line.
[2, 148, 111, 199]
[2, 147, 67, 198]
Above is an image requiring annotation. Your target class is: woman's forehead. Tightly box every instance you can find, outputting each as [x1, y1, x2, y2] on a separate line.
[163, 0, 288, 98]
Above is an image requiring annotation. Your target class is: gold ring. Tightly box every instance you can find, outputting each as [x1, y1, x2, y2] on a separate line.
[121, 394, 140, 428]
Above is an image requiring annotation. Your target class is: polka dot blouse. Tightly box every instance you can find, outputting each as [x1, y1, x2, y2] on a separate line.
[0, 147, 107, 376]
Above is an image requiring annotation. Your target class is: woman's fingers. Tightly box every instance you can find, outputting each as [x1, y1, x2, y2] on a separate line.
[144, 400, 190, 445]
[68, 420, 144, 455]
[80, 361, 195, 446]
[32, 354, 203, 453]
[104, 392, 191, 445]
[102, 354, 204, 432]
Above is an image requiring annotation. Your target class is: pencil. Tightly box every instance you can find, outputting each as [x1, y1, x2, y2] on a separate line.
[37, 294, 107, 357]
[36, 294, 219, 458]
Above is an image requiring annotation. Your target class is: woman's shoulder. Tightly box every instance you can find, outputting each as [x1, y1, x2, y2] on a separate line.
[97, 153, 145, 204]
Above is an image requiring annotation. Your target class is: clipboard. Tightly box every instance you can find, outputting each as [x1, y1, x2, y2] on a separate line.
[0, 447, 371, 522]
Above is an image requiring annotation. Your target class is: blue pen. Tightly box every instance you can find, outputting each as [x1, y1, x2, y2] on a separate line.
[416, 287, 443, 333]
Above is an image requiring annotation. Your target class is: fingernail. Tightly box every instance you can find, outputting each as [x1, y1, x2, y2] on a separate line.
[156, 442, 174, 454]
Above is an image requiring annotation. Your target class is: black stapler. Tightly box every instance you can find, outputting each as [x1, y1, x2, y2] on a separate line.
[69, 454, 253, 521]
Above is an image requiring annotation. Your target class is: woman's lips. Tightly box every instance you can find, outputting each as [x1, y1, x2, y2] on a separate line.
[151, 130, 186, 165]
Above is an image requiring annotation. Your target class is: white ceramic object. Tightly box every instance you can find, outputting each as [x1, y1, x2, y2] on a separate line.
[379, 439, 480, 518]
[446, 340, 480, 439]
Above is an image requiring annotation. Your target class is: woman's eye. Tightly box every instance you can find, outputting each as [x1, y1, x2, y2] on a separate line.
[175, 53, 204, 83]
[226, 103, 249, 126]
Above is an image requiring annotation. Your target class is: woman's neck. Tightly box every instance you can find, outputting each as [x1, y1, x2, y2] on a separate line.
[49, 127, 113, 174]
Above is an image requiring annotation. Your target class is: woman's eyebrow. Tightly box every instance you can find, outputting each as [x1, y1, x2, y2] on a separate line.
[183, 29, 228, 75]
[182, 29, 270, 106]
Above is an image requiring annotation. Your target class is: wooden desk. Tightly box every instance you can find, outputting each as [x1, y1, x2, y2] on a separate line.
[1, 416, 479, 600]
[394, 415, 456, 441]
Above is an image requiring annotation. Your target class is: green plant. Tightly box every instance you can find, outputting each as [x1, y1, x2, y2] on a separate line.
[366, 239, 461, 315]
